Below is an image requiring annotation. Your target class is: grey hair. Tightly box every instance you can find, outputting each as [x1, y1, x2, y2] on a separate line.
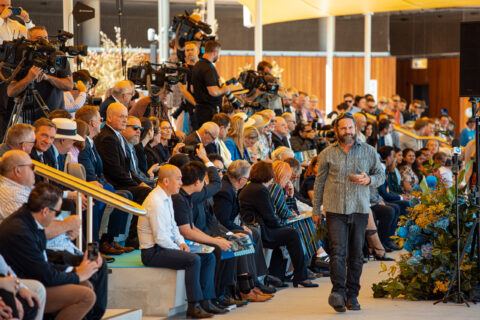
[226, 160, 251, 180]
[5, 123, 35, 148]
[271, 146, 294, 161]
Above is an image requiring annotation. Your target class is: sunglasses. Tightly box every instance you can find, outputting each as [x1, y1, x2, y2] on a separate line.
[127, 125, 143, 131]
[345, 100, 353, 103]
[217, 168, 226, 174]
[49, 207, 62, 217]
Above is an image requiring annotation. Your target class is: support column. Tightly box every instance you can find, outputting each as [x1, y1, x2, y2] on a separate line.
[254, 0, 262, 67]
[364, 13, 372, 94]
[207, 0, 216, 35]
[79, 0, 100, 47]
[325, 16, 335, 115]
[63, 0, 74, 45]
[158, 0, 169, 63]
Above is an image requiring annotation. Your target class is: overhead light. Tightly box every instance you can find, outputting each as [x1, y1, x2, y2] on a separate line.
[243, 6, 253, 28]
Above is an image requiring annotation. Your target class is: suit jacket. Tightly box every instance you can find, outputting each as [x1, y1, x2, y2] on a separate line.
[213, 176, 243, 231]
[0, 205, 79, 287]
[94, 125, 140, 189]
[45, 147, 66, 171]
[271, 132, 287, 150]
[78, 138, 104, 182]
[30, 147, 55, 184]
[99, 96, 116, 120]
[239, 182, 283, 244]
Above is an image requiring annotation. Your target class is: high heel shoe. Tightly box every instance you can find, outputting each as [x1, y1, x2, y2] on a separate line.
[293, 279, 319, 288]
[371, 247, 394, 261]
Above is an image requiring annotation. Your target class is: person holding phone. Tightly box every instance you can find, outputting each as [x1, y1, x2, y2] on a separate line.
[0, 1, 34, 44]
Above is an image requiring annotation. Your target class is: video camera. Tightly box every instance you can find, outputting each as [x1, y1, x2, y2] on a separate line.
[49, 30, 88, 57]
[128, 61, 189, 90]
[238, 70, 280, 96]
[171, 11, 213, 46]
[0, 37, 69, 80]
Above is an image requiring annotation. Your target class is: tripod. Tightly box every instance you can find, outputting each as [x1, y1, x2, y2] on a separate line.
[435, 97, 480, 306]
[2, 83, 49, 143]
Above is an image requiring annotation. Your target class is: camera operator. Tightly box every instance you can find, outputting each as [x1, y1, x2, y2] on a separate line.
[191, 40, 238, 128]
[64, 70, 95, 116]
[174, 13, 205, 63]
[0, 1, 34, 43]
[6, 26, 73, 123]
[290, 121, 319, 153]
[256, 60, 284, 115]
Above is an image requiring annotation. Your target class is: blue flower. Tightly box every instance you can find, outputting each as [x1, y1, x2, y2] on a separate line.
[414, 250, 422, 256]
[407, 256, 422, 266]
[405, 219, 415, 227]
[433, 216, 450, 230]
[421, 243, 433, 259]
[409, 225, 422, 236]
[404, 240, 415, 252]
[426, 176, 437, 189]
[397, 226, 408, 238]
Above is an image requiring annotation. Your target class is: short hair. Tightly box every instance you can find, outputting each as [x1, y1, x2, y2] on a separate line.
[75, 105, 100, 123]
[249, 161, 274, 183]
[244, 126, 259, 139]
[304, 155, 319, 178]
[257, 60, 272, 72]
[378, 119, 391, 132]
[27, 182, 62, 213]
[73, 119, 88, 151]
[414, 118, 433, 131]
[284, 157, 301, 174]
[33, 118, 56, 132]
[211, 113, 231, 128]
[204, 40, 221, 53]
[221, 103, 234, 114]
[378, 146, 394, 161]
[112, 80, 133, 97]
[271, 146, 294, 161]
[5, 123, 35, 148]
[433, 151, 447, 162]
[207, 153, 223, 164]
[333, 112, 355, 129]
[226, 160, 251, 180]
[27, 25, 47, 37]
[292, 121, 311, 136]
[169, 154, 190, 168]
[400, 98, 407, 104]
[343, 93, 353, 99]
[48, 109, 72, 120]
[181, 161, 207, 186]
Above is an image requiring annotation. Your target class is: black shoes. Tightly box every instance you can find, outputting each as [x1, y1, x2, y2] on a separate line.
[265, 275, 288, 288]
[186, 302, 213, 318]
[256, 284, 277, 294]
[346, 296, 361, 310]
[293, 279, 319, 288]
[200, 300, 229, 314]
[328, 292, 346, 313]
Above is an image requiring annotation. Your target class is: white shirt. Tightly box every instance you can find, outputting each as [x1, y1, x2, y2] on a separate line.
[438, 166, 453, 188]
[0, 18, 34, 44]
[218, 139, 232, 168]
[64, 91, 87, 116]
[138, 186, 185, 250]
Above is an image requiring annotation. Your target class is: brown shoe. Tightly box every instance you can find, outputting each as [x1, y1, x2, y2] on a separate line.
[240, 290, 271, 302]
[100, 242, 124, 255]
[253, 287, 274, 299]
[113, 242, 134, 253]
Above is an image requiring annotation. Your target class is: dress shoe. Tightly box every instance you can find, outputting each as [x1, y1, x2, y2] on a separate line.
[256, 284, 276, 294]
[346, 296, 361, 310]
[99, 242, 124, 255]
[124, 237, 139, 249]
[211, 299, 229, 310]
[328, 292, 346, 313]
[101, 253, 115, 263]
[218, 295, 248, 307]
[315, 255, 330, 268]
[293, 279, 319, 288]
[186, 302, 213, 318]
[253, 287, 274, 299]
[113, 242, 134, 253]
[265, 275, 289, 288]
[240, 289, 271, 302]
[200, 300, 229, 314]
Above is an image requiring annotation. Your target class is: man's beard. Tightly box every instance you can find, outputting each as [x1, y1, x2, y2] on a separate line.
[338, 133, 356, 144]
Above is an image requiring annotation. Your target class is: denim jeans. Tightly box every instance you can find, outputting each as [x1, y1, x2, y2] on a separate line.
[326, 212, 368, 298]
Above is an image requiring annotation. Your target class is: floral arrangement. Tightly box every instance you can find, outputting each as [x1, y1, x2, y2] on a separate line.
[372, 162, 479, 300]
[75, 27, 146, 98]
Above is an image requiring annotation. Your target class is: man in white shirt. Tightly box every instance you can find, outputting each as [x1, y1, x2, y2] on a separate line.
[137, 164, 216, 319]
[0, 1, 34, 44]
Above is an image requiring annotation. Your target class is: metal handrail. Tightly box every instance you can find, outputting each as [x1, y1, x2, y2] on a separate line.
[364, 113, 449, 146]
[33, 160, 146, 248]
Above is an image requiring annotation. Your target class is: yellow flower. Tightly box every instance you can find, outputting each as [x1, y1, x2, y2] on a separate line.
[433, 280, 450, 294]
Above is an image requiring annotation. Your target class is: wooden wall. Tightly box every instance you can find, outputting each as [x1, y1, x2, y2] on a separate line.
[215, 55, 397, 111]
[396, 57, 469, 135]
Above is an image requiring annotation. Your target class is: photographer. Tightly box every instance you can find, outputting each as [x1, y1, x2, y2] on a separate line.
[64, 70, 95, 116]
[191, 40, 238, 128]
[290, 121, 319, 153]
[0, 1, 34, 43]
[7, 26, 73, 123]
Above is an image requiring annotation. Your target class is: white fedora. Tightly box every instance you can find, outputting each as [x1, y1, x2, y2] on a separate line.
[52, 118, 84, 142]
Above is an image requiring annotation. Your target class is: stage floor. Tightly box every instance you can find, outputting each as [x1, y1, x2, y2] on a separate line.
[143, 251, 479, 320]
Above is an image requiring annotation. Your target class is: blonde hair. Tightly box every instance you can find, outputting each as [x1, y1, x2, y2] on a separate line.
[272, 161, 292, 188]
[228, 114, 246, 155]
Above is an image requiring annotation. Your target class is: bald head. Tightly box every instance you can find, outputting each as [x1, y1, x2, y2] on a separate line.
[106, 103, 128, 131]
[111, 80, 135, 106]
[157, 164, 182, 196]
[158, 164, 180, 181]
[0, 150, 35, 188]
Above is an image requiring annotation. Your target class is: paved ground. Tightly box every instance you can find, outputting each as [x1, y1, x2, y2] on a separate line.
[144, 251, 480, 320]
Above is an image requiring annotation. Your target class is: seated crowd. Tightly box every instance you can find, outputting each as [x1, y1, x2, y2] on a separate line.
[0, 17, 465, 320]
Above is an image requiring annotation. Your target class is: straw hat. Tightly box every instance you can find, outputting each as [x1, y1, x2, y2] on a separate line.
[245, 114, 269, 128]
[52, 118, 85, 141]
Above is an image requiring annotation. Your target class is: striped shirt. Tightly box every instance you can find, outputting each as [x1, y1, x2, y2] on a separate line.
[0, 175, 31, 222]
[313, 140, 385, 215]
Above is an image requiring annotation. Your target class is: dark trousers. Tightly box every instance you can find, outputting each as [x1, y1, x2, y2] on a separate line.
[141, 246, 216, 302]
[212, 247, 237, 297]
[326, 212, 368, 299]
[262, 226, 308, 282]
[370, 204, 395, 245]
[93, 189, 132, 243]
[235, 227, 268, 279]
[194, 105, 216, 130]
[46, 250, 108, 320]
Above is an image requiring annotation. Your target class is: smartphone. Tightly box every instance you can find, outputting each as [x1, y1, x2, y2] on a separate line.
[9, 7, 21, 16]
[87, 242, 99, 261]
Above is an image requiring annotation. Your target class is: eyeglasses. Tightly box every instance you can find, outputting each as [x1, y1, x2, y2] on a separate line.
[217, 168, 226, 174]
[127, 125, 143, 131]
[48, 207, 62, 217]
[378, 101, 387, 104]
[205, 131, 217, 140]
[22, 140, 36, 145]
[160, 126, 171, 131]
[393, 99, 400, 103]
[17, 163, 35, 171]
[345, 100, 353, 103]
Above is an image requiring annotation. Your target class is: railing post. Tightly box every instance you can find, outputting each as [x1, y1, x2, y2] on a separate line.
[87, 196, 93, 244]
[77, 192, 83, 251]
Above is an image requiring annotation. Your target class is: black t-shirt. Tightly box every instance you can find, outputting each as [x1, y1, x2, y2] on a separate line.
[14, 58, 72, 111]
[172, 188, 194, 228]
[300, 175, 316, 201]
[191, 59, 222, 109]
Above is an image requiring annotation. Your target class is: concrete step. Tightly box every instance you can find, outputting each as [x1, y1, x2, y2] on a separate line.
[102, 309, 142, 320]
